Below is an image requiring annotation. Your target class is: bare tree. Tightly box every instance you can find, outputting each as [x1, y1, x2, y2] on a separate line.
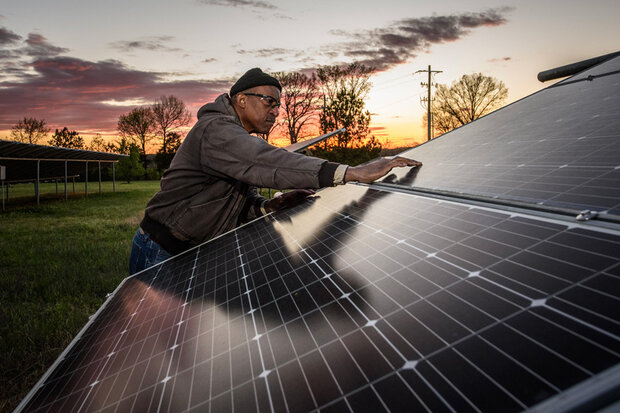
[273, 71, 319, 144]
[151, 95, 191, 154]
[117, 107, 156, 158]
[10, 117, 50, 144]
[432, 73, 508, 135]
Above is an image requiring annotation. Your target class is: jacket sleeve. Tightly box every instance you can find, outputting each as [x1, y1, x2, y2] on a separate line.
[240, 186, 268, 223]
[201, 117, 339, 189]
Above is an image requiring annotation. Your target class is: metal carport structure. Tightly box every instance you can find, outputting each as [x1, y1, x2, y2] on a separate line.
[0, 140, 127, 210]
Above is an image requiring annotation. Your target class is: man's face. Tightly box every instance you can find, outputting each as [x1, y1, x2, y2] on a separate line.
[237, 85, 281, 134]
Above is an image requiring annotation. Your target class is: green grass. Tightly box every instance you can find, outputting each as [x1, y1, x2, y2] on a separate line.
[2, 180, 121, 207]
[0, 180, 161, 412]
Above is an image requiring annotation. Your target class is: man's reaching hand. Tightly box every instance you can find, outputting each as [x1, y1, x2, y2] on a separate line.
[264, 189, 316, 213]
[345, 156, 422, 183]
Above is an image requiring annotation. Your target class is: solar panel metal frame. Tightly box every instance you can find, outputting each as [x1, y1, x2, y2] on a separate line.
[283, 128, 346, 153]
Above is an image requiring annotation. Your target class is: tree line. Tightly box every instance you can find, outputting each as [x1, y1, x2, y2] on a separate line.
[6, 65, 509, 181]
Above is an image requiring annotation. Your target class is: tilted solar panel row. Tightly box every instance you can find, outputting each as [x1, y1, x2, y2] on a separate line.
[391, 55, 620, 218]
[16, 185, 620, 412]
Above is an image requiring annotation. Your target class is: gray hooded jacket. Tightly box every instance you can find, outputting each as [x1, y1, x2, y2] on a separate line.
[141, 94, 338, 253]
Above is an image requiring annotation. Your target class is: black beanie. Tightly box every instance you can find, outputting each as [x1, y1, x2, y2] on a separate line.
[230, 68, 282, 97]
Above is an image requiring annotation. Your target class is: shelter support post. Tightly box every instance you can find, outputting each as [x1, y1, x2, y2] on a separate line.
[112, 163, 116, 192]
[64, 161, 68, 201]
[85, 161, 88, 197]
[1, 165, 4, 211]
[98, 161, 101, 194]
[36, 160, 40, 205]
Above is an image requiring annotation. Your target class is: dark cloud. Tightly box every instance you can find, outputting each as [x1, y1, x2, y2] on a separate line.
[237, 48, 290, 57]
[0, 56, 232, 132]
[23, 33, 69, 57]
[329, 8, 512, 71]
[109, 36, 183, 53]
[198, 0, 277, 10]
[0, 49, 21, 60]
[489, 56, 512, 63]
[0, 26, 21, 45]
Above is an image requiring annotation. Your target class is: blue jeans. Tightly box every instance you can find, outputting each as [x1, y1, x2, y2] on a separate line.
[129, 228, 172, 275]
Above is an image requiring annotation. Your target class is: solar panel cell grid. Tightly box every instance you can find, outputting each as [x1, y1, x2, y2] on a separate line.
[18, 184, 620, 412]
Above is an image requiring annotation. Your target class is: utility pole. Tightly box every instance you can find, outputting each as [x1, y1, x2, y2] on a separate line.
[415, 65, 442, 141]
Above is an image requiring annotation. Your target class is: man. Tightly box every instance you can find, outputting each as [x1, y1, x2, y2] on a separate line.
[130, 68, 421, 274]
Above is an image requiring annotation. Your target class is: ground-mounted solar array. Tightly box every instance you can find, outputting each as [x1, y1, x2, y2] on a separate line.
[388, 55, 620, 217]
[17, 185, 620, 412]
[16, 55, 620, 412]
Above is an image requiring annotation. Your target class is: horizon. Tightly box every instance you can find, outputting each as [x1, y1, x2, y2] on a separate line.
[1, 0, 618, 149]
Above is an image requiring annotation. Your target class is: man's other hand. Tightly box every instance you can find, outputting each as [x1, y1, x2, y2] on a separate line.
[345, 156, 422, 183]
[265, 189, 316, 213]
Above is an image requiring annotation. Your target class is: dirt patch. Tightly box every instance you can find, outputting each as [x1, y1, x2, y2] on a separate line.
[124, 212, 144, 227]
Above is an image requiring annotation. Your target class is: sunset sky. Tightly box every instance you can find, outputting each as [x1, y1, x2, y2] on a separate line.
[1, 0, 618, 149]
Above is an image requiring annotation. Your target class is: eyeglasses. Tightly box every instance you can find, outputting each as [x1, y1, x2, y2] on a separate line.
[243, 92, 281, 109]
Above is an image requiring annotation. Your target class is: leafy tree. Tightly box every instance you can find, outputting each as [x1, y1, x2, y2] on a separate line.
[273, 71, 319, 144]
[118, 144, 145, 184]
[151, 95, 191, 154]
[117, 107, 155, 164]
[105, 136, 129, 154]
[88, 134, 108, 152]
[48, 127, 85, 149]
[10, 117, 50, 144]
[316, 63, 380, 164]
[431, 73, 508, 135]
[154, 131, 183, 171]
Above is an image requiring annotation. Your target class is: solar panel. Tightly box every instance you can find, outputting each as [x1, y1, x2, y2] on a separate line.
[387, 55, 620, 217]
[283, 129, 345, 153]
[17, 184, 620, 412]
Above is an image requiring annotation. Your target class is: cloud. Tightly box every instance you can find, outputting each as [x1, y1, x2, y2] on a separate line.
[1, 26, 21, 45]
[0, 56, 232, 132]
[326, 8, 512, 71]
[0, 49, 21, 60]
[23, 33, 69, 57]
[198, 0, 277, 10]
[489, 56, 512, 63]
[109, 36, 183, 53]
[237, 48, 291, 57]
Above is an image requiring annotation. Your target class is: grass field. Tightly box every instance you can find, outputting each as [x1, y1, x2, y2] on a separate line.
[2, 180, 121, 208]
[0, 180, 161, 412]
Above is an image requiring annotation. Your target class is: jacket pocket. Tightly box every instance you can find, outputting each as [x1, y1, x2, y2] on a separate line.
[173, 193, 233, 243]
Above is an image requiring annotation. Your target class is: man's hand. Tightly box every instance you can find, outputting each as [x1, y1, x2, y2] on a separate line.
[345, 156, 422, 183]
[264, 189, 316, 213]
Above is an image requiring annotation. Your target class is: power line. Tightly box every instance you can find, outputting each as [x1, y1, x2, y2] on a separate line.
[414, 65, 442, 141]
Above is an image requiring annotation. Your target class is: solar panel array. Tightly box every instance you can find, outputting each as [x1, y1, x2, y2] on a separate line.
[17, 56, 620, 412]
[18, 185, 620, 412]
[389, 55, 620, 217]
